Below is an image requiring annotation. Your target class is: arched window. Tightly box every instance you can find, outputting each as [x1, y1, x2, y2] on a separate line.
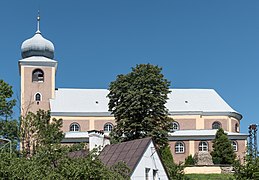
[69, 123, 80, 132]
[35, 93, 41, 101]
[199, 141, 208, 151]
[104, 123, 113, 132]
[235, 123, 239, 132]
[232, 141, 238, 151]
[212, 121, 221, 129]
[170, 122, 180, 132]
[175, 142, 185, 153]
[32, 69, 44, 82]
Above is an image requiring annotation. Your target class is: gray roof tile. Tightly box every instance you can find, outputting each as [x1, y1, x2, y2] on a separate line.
[99, 137, 152, 172]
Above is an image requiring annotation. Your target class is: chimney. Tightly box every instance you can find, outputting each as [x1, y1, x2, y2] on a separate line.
[88, 130, 110, 151]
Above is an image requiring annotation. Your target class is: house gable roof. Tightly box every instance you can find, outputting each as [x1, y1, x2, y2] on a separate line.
[98, 137, 152, 174]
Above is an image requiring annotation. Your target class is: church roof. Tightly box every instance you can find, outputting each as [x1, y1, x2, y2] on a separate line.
[50, 88, 242, 120]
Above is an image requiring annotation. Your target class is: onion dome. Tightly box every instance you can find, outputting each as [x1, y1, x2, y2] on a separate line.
[21, 14, 54, 59]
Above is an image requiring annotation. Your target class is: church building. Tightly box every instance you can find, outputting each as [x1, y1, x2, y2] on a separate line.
[19, 16, 247, 164]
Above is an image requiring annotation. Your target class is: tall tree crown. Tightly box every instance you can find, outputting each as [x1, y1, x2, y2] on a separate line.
[211, 128, 236, 164]
[108, 64, 172, 148]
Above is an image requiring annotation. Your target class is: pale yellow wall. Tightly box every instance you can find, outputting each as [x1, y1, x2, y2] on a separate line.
[196, 116, 205, 129]
[184, 167, 221, 174]
[51, 67, 55, 98]
[52, 114, 245, 164]
[52, 116, 115, 132]
[169, 115, 239, 132]
[55, 115, 239, 133]
[189, 140, 195, 156]
[20, 66, 25, 115]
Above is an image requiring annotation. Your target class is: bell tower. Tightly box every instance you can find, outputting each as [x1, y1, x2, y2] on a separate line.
[19, 14, 57, 116]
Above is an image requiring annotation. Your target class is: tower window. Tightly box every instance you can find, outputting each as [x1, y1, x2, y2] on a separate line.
[104, 123, 113, 132]
[70, 123, 80, 132]
[212, 121, 221, 129]
[32, 69, 44, 82]
[35, 93, 41, 101]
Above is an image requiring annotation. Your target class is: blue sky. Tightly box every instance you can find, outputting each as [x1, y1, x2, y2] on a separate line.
[0, 0, 259, 135]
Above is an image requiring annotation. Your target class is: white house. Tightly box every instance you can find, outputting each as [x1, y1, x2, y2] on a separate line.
[99, 137, 169, 180]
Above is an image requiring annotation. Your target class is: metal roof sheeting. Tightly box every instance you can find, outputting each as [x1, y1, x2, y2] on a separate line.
[50, 88, 242, 119]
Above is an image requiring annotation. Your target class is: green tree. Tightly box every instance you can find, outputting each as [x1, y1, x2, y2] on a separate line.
[233, 157, 259, 180]
[1, 107, 129, 179]
[20, 110, 64, 156]
[0, 79, 16, 119]
[108, 64, 172, 148]
[160, 146, 187, 180]
[0, 80, 18, 152]
[210, 128, 236, 164]
[0, 147, 129, 179]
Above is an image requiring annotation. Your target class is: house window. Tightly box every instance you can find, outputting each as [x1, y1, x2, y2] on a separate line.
[35, 93, 41, 101]
[199, 141, 208, 152]
[70, 123, 80, 132]
[32, 69, 44, 82]
[170, 122, 179, 132]
[232, 141, 238, 151]
[212, 121, 221, 129]
[235, 123, 239, 132]
[175, 141, 185, 153]
[145, 168, 150, 180]
[153, 169, 158, 180]
[104, 123, 113, 132]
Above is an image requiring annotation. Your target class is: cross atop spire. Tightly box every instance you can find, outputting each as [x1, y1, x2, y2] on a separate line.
[36, 10, 41, 34]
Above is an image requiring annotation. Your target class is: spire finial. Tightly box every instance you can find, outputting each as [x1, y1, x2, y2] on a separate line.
[36, 10, 41, 34]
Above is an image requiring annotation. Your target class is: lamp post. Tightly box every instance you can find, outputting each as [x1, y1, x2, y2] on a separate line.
[248, 124, 258, 159]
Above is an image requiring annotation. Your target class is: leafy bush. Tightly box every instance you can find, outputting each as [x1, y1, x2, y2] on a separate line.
[0, 147, 129, 180]
[233, 157, 259, 180]
[184, 155, 196, 166]
[160, 145, 188, 180]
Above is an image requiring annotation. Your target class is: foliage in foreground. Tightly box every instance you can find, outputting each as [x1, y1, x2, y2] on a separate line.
[0, 79, 19, 153]
[184, 155, 196, 166]
[210, 128, 236, 164]
[233, 156, 259, 180]
[108, 64, 173, 148]
[0, 79, 16, 119]
[20, 110, 64, 157]
[0, 147, 129, 180]
[160, 145, 188, 180]
[0, 108, 129, 179]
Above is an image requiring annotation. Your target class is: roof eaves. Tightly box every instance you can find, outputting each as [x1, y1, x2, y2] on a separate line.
[169, 111, 242, 120]
[50, 111, 112, 117]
